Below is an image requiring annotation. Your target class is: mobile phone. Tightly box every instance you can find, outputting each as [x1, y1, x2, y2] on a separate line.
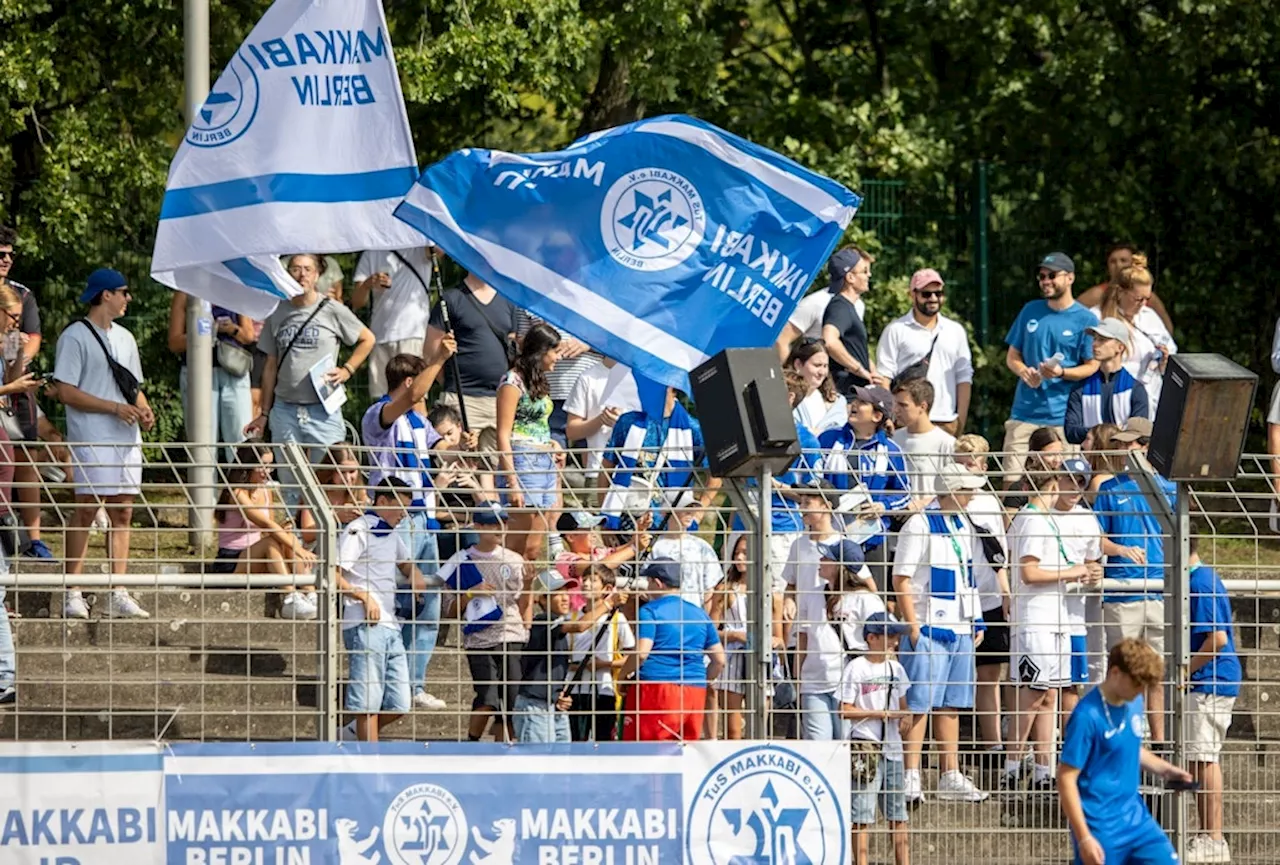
[1164, 778, 1201, 792]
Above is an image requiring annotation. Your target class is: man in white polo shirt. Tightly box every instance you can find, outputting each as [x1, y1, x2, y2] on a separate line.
[877, 268, 974, 435]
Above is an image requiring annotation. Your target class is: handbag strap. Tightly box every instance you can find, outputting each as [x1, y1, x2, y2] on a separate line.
[458, 285, 513, 351]
[276, 298, 329, 366]
[390, 251, 431, 296]
[78, 318, 123, 369]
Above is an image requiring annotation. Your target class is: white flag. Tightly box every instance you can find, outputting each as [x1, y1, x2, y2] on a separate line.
[151, 0, 424, 318]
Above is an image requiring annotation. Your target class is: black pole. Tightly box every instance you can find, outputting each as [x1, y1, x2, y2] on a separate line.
[431, 250, 470, 432]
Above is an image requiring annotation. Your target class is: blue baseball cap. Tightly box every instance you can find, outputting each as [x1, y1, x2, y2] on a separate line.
[826, 247, 862, 291]
[473, 505, 508, 526]
[640, 557, 682, 588]
[818, 538, 865, 569]
[863, 611, 909, 639]
[80, 268, 128, 304]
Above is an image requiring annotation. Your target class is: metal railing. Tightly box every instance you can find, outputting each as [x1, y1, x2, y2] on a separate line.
[0, 442, 1277, 861]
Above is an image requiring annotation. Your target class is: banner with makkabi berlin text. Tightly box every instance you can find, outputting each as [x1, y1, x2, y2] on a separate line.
[151, 0, 425, 319]
[394, 115, 860, 390]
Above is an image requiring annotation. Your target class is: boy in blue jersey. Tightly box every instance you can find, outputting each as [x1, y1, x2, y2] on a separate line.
[1059, 638, 1193, 865]
[1184, 535, 1240, 864]
[1002, 252, 1099, 486]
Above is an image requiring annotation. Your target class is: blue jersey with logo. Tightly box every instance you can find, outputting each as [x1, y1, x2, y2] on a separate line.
[636, 594, 720, 685]
[1094, 475, 1165, 602]
[1005, 299, 1098, 425]
[1061, 688, 1151, 846]
[1189, 564, 1241, 697]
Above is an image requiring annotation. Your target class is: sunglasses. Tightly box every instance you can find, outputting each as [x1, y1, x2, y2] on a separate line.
[111, 289, 133, 299]
[2, 310, 20, 324]
[1036, 271, 1059, 282]
[0, 251, 13, 261]
[915, 289, 944, 299]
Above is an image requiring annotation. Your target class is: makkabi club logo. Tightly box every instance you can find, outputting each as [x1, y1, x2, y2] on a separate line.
[600, 167, 706, 272]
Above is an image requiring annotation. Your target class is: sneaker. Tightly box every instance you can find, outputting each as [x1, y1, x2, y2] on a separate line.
[63, 591, 90, 620]
[412, 691, 447, 711]
[936, 770, 990, 803]
[90, 508, 110, 533]
[104, 589, 150, 619]
[338, 721, 357, 742]
[23, 539, 55, 560]
[903, 769, 924, 808]
[279, 591, 317, 621]
[1186, 835, 1231, 864]
[0, 686, 15, 705]
[305, 589, 319, 612]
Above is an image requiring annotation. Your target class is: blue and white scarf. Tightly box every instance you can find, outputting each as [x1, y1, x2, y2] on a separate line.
[441, 551, 502, 634]
[1079, 367, 1138, 431]
[601, 404, 697, 529]
[372, 396, 438, 527]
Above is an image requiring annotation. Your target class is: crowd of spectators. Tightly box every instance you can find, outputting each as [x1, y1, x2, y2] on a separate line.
[0, 229, 1270, 865]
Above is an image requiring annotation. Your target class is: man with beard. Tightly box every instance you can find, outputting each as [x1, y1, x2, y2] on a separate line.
[1001, 252, 1098, 487]
[876, 268, 974, 435]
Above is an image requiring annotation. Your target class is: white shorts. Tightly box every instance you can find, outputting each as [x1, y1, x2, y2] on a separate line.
[1184, 692, 1235, 763]
[1103, 599, 1165, 655]
[1012, 626, 1070, 690]
[71, 444, 142, 497]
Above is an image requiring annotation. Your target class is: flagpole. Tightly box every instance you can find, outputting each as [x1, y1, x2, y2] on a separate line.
[184, 0, 215, 548]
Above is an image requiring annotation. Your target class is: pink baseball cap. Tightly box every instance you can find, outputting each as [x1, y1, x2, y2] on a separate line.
[909, 268, 945, 292]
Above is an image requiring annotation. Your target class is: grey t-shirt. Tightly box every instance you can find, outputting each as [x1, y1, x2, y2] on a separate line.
[54, 320, 144, 446]
[259, 298, 365, 405]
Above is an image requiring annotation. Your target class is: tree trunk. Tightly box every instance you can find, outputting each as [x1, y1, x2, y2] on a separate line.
[576, 44, 644, 139]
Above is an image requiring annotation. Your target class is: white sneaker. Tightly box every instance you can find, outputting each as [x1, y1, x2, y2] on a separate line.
[104, 589, 150, 619]
[412, 691, 447, 711]
[904, 769, 924, 806]
[63, 591, 90, 620]
[279, 591, 317, 621]
[936, 769, 990, 803]
[1186, 835, 1231, 864]
[90, 507, 110, 533]
[338, 721, 357, 742]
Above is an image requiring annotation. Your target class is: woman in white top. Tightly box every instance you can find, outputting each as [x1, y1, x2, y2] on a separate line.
[708, 533, 750, 740]
[1091, 253, 1177, 414]
[786, 340, 848, 435]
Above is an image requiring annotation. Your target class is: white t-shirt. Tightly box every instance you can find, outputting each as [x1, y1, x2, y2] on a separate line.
[891, 511, 980, 636]
[789, 290, 864, 339]
[338, 514, 410, 631]
[650, 535, 723, 608]
[798, 591, 887, 695]
[794, 390, 848, 436]
[1054, 505, 1103, 637]
[782, 533, 842, 629]
[893, 426, 956, 499]
[569, 611, 636, 696]
[839, 655, 909, 758]
[563, 360, 641, 475]
[54, 320, 145, 447]
[354, 247, 434, 343]
[966, 491, 1008, 613]
[875, 313, 974, 422]
[1009, 507, 1072, 631]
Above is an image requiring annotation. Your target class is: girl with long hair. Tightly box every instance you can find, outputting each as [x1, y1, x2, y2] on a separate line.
[1094, 254, 1177, 413]
[496, 322, 562, 581]
[213, 444, 318, 619]
[1003, 426, 1065, 514]
[787, 340, 848, 434]
[708, 533, 750, 740]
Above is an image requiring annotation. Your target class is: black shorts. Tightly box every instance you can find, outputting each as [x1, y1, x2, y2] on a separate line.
[976, 604, 1010, 667]
[206, 547, 243, 574]
[466, 644, 523, 714]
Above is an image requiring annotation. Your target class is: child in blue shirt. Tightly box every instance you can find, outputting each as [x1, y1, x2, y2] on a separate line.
[1059, 638, 1193, 865]
[1184, 536, 1241, 864]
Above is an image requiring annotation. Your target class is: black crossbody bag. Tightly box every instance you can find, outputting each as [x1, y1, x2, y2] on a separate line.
[78, 320, 139, 405]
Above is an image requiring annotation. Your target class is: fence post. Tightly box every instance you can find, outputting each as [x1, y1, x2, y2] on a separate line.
[973, 159, 991, 346]
[284, 442, 340, 741]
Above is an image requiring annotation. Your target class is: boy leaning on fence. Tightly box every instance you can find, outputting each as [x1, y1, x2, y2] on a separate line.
[840, 611, 911, 865]
[337, 477, 424, 742]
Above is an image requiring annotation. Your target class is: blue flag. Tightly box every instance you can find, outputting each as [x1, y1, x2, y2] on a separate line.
[394, 114, 859, 390]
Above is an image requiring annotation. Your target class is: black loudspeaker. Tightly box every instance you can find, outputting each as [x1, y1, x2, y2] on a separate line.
[690, 348, 799, 478]
[1149, 353, 1257, 481]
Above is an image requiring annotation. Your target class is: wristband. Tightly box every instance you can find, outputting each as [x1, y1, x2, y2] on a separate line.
[342, 363, 355, 375]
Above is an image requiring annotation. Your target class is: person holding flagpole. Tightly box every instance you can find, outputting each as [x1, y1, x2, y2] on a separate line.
[245, 254, 374, 508]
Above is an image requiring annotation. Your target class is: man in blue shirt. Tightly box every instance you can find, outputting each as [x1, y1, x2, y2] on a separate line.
[618, 558, 725, 741]
[1059, 638, 1193, 865]
[1002, 252, 1099, 487]
[1184, 535, 1241, 864]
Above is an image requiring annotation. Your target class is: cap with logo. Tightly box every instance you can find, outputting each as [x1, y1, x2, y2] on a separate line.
[1062, 456, 1093, 483]
[818, 538, 865, 570]
[1112, 416, 1154, 443]
[862, 611, 909, 639]
[556, 511, 605, 533]
[1038, 252, 1075, 274]
[534, 569, 579, 593]
[80, 268, 128, 304]
[935, 462, 987, 496]
[639, 557, 682, 588]
[826, 247, 862, 292]
[1087, 317, 1131, 344]
[909, 268, 945, 292]
[850, 385, 894, 416]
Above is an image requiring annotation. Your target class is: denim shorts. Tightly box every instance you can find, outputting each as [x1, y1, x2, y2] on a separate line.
[900, 632, 976, 712]
[344, 624, 410, 714]
[501, 447, 557, 509]
[513, 693, 571, 743]
[851, 756, 908, 825]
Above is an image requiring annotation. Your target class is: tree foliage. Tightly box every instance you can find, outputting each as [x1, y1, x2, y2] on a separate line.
[1, 0, 1277, 440]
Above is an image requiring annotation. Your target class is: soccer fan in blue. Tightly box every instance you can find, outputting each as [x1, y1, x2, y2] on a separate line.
[1059, 639, 1193, 865]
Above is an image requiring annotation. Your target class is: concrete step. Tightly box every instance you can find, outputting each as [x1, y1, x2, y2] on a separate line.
[11, 616, 323, 650]
[15, 643, 319, 679]
[0, 706, 321, 742]
[10, 671, 315, 710]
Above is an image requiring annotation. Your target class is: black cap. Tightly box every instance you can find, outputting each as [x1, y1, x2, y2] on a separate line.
[639, 557, 682, 588]
[826, 247, 862, 292]
[1038, 252, 1075, 274]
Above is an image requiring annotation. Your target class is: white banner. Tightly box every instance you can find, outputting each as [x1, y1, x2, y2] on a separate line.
[151, 0, 425, 318]
[0, 742, 165, 865]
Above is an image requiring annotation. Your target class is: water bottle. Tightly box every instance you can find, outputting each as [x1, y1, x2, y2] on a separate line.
[1039, 351, 1065, 379]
